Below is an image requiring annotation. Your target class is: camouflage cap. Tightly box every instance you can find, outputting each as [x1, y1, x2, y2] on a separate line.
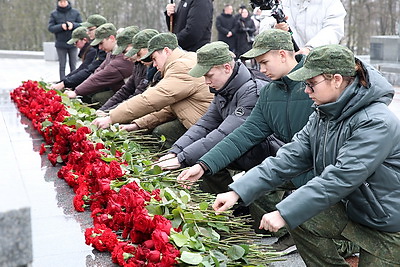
[140, 32, 179, 62]
[287, 44, 356, 81]
[112, 26, 140, 55]
[189, 41, 234, 77]
[81, 14, 107, 28]
[241, 29, 294, 59]
[125, 29, 159, 58]
[67, 26, 89, 45]
[91, 23, 117, 46]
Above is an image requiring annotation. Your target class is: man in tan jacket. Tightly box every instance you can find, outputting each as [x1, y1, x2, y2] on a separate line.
[92, 32, 213, 147]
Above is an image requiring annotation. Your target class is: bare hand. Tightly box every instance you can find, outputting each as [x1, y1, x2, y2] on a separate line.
[64, 90, 77, 98]
[166, 3, 175, 16]
[92, 116, 112, 129]
[226, 31, 233, 37]
[95, 110, 108, 117]
[212, 191, 240, 215]
[259, 210, 286, 232]
[295, 47, 311, 55]
[62, 23, 68, 31]
[67, 21, 73, 30]
[177, 164, 204, 188]
[156, 156, 180, 170]
[274, 17, 289, 32]
[119, 123, 139, 132]
[50, 82, 65, 90]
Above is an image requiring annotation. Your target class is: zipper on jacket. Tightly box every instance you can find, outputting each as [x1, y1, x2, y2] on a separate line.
[323, 119, 330, 168]
[285, 83, 293, 137]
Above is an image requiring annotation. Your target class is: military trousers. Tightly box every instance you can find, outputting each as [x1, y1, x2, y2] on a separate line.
[151, 119, 187, 149]
[290, 202, 400, 266]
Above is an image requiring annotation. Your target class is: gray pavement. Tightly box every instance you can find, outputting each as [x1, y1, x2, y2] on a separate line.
[0, 55, 399, 267]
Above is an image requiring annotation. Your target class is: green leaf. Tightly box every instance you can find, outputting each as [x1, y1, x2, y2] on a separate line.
[145, 204, 163, 215]
[227, 245, 245, 261]
[208, 222, 230, 233]
[123, 151, 132, 162]
[110, 142, 116, 155]
[199, 202, 209, 210]
[180, 251, 203, 265]
[239, 244, 250, 255]
[210, 250, 228, 263]
[41, 120, 53, 128]
[160, 135, 166, 143]
[171, 233, 189, 247]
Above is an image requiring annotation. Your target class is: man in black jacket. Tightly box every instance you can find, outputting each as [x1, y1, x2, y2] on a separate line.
[216, 4, 236, 52]
[48, 0, 82, 80]
[165, 0, 213, 52]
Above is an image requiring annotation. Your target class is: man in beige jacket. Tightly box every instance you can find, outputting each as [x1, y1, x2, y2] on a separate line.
[92, 32, 213, 147]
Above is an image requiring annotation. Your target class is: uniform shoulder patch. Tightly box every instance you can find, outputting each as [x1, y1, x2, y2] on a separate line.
[234, 106, 245, 116]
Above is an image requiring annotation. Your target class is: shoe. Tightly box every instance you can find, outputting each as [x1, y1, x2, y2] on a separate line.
[270, 233, 297, 255]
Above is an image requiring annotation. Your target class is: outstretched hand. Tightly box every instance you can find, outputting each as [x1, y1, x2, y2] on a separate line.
[92, 116, 112, 129]
[156, 156, 180, 170]
[176, 164, 204, 188]
[212, 191, 240, 215]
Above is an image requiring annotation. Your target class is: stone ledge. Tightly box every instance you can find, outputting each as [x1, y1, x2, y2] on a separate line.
[0, 50, 44, 59]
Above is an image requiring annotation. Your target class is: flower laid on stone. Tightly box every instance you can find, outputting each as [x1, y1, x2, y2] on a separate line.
[10, 81, 283, 266]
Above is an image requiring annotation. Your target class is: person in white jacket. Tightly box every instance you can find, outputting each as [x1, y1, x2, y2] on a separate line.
[259, 0, 346, 55]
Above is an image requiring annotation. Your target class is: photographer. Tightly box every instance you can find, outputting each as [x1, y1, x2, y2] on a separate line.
[257, 0, 346, 55]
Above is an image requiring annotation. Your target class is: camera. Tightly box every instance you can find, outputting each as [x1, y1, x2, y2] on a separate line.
[250, 0, 276, 10]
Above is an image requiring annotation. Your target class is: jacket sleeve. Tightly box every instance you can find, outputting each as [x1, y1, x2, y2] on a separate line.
[304, 0, 346, 48]
[133, 106, 176, 130]
[169, 101, 222, 164]
[109, 60, 199, 124]
[199, 86, 274, 174]
[48, 12, 63, 33]
[174, 84, 259, 167]
[276, 110, 397, 230]
[75, 56, 133, 96]
[99, 63, 147, 111]
[175, 0, 213, 50]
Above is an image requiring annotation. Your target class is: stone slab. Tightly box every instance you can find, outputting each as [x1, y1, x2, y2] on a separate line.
[0, 207, 32, 266]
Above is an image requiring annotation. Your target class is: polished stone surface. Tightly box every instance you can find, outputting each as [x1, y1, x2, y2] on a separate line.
[0, 58, 117, 266]
[0, 56, 398, 267]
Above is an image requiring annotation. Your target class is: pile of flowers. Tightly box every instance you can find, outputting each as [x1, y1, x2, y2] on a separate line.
[11, 81, 281, 266]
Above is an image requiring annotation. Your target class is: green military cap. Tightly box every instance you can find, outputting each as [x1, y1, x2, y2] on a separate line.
[241, 29, 294, 59]
[125, 29, 159, 58]
[81, 14, 107, 28]
[287, 44, 356, 81]
[140, 32, 179, 62]
[91, 23, 117, 46]
[189, 41, 234, 78]
[112, 25, 140, 55]
[67, 26, 89, 45]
